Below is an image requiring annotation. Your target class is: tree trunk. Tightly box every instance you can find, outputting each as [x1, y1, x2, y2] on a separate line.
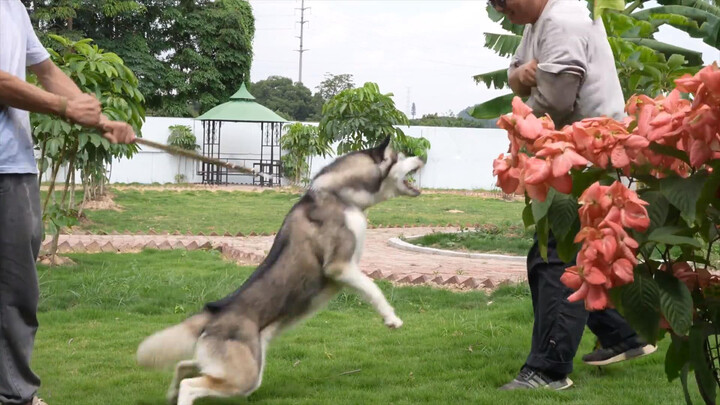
[42, 136, 69, 213]
[78, 172, 89, 218]
[38, 140, 47, 187]
[68, 168, 76, 211]
[49, 143, 78, 259]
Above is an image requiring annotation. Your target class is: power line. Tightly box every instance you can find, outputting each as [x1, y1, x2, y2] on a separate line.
[296, 0, 310, 84]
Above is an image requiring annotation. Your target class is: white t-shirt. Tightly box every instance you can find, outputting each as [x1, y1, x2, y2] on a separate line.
[509, 0, 626, 124]
[0, 0, 50, 174]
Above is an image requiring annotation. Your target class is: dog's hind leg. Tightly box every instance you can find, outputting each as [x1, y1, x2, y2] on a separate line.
[177, 335, 263, 405]
[176, 375, 239, 405]
[329, 263, 403, 328]
[167, 360, 200, 404]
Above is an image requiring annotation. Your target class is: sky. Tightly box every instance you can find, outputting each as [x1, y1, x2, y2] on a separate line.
[248, 0, 720, 118]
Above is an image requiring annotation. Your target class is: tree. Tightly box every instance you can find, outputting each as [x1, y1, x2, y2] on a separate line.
[30, 35, 144, 261]
[26, 0, 256, 117]
[280, 123, 332, 186]
[315, 72, 355, 101]
[318, 82, 430, 159]
[411, 102, 416, 119]
[471, 1, 714, 118]
[167, 125, 198, 183]
[250, 76, 320, 122]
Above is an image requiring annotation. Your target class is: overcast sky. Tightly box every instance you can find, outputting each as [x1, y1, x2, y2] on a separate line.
[248, 0, 720, 118]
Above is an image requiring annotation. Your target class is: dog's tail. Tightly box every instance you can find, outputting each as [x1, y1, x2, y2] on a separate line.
[136, 311, 211, 369]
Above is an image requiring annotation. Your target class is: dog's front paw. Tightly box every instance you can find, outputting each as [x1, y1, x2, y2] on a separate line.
[384, 315, 403, 329]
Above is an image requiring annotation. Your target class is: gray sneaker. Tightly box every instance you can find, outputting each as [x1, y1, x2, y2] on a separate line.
[582, 341, 657, 366]
[499, 366, 574, 391]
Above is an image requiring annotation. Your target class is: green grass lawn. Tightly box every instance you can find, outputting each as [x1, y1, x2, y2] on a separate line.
[76, 189, 524, 234]
[33, 250, 698, 404]
[408, 225, 534, 256]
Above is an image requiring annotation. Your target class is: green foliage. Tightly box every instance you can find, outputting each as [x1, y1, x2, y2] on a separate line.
[315, 72, 355, 102]
[167, 125, 198, 151]
[29, 34, 144, 253]
[280, 123, 332, 186]
[28, 0, 255, 117]
[250, 76, 323, 122]
[409, 113, 497, 129]
[318, 82, 430, 158]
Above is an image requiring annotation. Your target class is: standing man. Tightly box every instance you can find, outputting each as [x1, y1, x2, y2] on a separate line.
[490, 0, 656, 390]
[0, 1, 135, 404]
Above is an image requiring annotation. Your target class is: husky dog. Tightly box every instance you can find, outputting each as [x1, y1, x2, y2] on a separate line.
[137, 137, 425, 405]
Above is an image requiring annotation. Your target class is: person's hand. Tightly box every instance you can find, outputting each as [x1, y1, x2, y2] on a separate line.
[517, 59, 538, 87]
[63, 93, 102, 127]
[100, 118, 136, 144]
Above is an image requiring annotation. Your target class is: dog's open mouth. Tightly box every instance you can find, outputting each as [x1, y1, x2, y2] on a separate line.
[403, 169, 421, 194]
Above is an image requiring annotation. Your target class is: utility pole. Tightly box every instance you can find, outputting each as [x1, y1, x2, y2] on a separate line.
[296, 0, 309, 84]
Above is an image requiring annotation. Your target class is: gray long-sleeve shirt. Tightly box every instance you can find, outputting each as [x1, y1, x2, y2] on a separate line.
[508, 0, 625, 127]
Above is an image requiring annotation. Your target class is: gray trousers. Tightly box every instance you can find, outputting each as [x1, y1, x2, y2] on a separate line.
[0, 174, 42, 404]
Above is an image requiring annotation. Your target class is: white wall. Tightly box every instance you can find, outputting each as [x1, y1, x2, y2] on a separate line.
[308, 126, 508, 190]
[48, 118, 509, 190]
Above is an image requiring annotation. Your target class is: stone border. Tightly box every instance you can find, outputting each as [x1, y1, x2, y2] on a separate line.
[43, 233, 514, 292]
[387, 235, 525, 263]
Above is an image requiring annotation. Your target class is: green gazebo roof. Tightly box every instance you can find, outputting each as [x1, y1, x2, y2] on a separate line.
[196, 83, 287, 123]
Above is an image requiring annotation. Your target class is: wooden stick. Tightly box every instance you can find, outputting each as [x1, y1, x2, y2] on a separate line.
[134, 138, 273, 180]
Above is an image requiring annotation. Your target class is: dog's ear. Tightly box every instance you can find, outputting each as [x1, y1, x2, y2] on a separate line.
[377, 136, 391, 150]
[366, 136, 393, 163]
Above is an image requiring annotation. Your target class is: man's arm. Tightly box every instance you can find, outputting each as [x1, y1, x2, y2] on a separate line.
[527, 70, 582, 126]
[0, 68, 67, 117]
[29, 59, 83, 99]
[28, 60, 135, 143]
[509, 60, 537, 97]
[29, 59, 104, 128]
[528, 19, 587, 126]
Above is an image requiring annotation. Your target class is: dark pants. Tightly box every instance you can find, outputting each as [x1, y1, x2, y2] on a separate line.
[524, 234, 637, 376]
[0, 174, 42, 404]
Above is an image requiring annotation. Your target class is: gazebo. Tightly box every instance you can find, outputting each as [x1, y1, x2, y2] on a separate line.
[196, 83, 287, 186]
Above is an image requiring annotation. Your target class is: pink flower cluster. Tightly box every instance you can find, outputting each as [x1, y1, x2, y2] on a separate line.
[560, 182, 649, 310]
[492, 65, 720, 310]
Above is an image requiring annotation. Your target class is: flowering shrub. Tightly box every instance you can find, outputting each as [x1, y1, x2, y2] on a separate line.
[494, 64, 720, 403]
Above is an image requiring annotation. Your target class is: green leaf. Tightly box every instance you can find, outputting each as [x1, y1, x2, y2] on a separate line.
[660, 172, 708, 224]
[473, 69, 508, 90]
[536, 216, 549, 262]
[666, 334, 690, 382]
[484, 33, 522, 58]
[656, 271, 693, 336]
[648, 231, 703, 248]
[531, 188, 556, 222]
[649, 141, 691, 165]
[681, 364, 693, 405]
[619, 267, 661, 344]
[556, 217, 581, 263]
[468, 93, 515, 120]
[689, 324, 717, 404]
[622, 38, 704, 66]
[594, 0, 625, 20]
[668, 54, 688, 69]
[570, 167, 613, 198]
[641, 191, 670, 232]
[522, 204, 535, 228]
[547, 193, 578, 241]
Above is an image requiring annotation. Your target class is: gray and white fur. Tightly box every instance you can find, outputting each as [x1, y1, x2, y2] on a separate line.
[136, 137, 425, 405]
